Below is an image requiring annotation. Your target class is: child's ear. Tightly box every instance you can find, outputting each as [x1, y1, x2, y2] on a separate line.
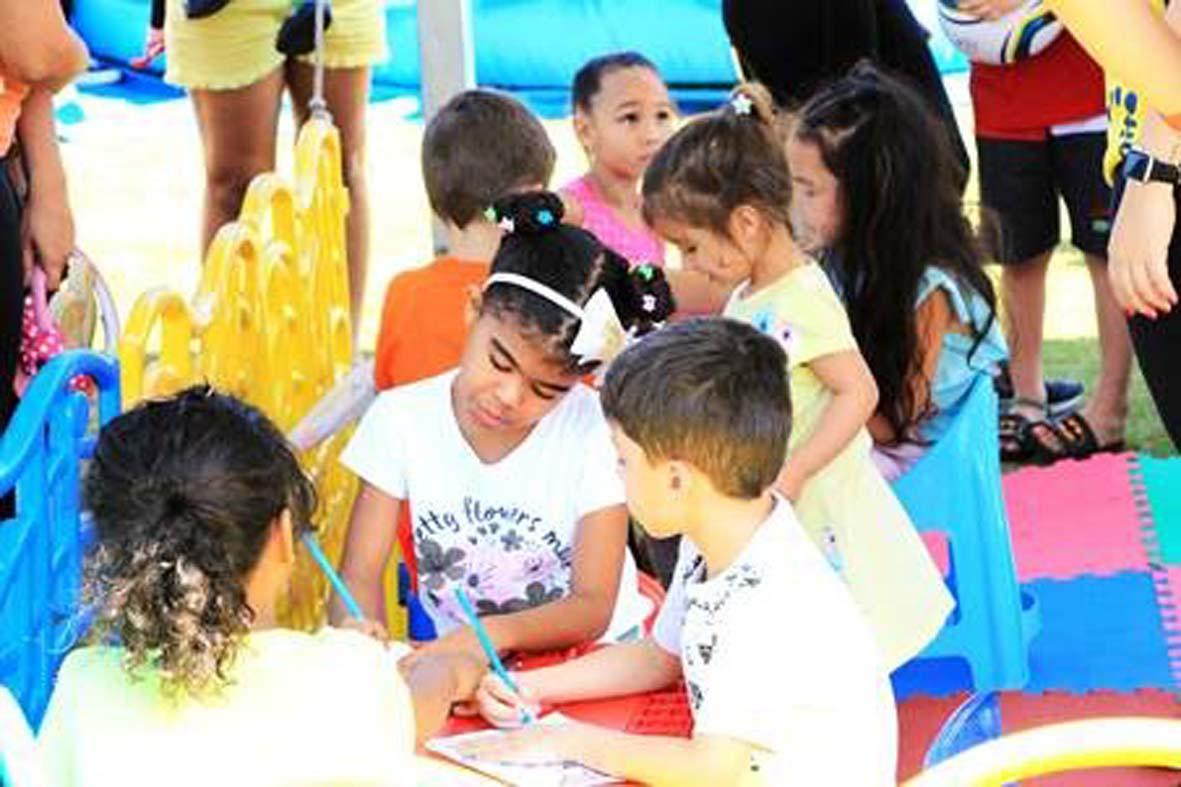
[274, 509, 296, 566]
[573, 109, 595, 155]
[464, 285, 483, 328]
[727, 204, 764, 245]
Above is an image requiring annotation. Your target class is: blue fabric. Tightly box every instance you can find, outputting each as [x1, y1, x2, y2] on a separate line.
[917, 267, 1007, 444]
[893, 572, 1175, 698]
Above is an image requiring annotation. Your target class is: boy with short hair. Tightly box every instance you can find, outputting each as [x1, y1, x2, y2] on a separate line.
[373, 89, 555, 389]
[470, 318, 897, 786]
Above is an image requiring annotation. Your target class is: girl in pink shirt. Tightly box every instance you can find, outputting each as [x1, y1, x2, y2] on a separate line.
[562, 52, 729, 315]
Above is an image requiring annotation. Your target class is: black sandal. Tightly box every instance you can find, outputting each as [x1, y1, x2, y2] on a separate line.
[999, 397, 1053, 463]
[1053, 412, 1126, 460]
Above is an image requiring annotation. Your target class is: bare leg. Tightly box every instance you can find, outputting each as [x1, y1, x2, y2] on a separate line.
[1001, 250, 1053, 421]
[287, 63, 372, 341]
[1079, 252, 1132, 444]
[190, 68, 285, 254]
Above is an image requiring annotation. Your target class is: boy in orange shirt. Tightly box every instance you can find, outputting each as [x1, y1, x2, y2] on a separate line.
[374, 90, 556, 389]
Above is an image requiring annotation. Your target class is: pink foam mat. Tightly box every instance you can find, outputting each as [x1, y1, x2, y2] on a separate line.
[1003, 453, 1149, 581]
[898, 690, 1181, 785]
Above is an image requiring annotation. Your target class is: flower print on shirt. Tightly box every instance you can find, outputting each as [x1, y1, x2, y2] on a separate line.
[417, 538, 466, 591]
[750, 307, 797, 358]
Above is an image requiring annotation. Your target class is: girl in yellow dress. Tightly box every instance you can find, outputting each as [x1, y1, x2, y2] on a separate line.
[641, 84, 952, 670]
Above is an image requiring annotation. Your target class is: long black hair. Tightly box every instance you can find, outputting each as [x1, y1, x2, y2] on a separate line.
[794, 62, 997, 442]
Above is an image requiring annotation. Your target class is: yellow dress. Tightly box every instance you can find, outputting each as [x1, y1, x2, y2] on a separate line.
[164, 0, 388, 91]
[725, 263, 954, 670]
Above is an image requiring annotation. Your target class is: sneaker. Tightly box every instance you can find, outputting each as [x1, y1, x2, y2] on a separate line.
[994, 363, 1084, 418]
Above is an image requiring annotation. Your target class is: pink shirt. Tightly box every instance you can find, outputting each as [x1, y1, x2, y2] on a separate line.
[564, 175, 665, 267]
[0, 70, 28, 156]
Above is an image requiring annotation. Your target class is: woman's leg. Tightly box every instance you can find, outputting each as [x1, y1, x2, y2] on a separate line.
[286, 63, 372, 340]
[190, 67, 285, 254]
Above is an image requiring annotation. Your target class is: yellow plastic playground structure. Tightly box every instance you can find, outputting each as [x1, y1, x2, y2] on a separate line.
[115, 114, 400, 636]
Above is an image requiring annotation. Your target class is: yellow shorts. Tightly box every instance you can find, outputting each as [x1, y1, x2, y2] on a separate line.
[164, 0, 388, 91]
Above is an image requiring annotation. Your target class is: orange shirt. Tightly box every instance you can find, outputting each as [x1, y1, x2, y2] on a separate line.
[373, 256, 490, 390]
[0, 71, 29, 156]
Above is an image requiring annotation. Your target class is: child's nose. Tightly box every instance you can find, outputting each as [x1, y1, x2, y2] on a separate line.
[495, 374, 527, 410]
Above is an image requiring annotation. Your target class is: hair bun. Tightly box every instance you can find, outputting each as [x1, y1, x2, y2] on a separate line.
[627, 262, 676, 333]
[727, 82, 777, 125]
[489, 190, 566, 235]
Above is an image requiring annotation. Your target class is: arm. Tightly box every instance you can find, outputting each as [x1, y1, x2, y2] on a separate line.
[860, 292, 953, 446]
[15, 88, 74, 288]
[1048, 0, 1181, 122]
[330, 482, 401, 629]
[776, 350, 878, 500]
[417, 504, 631, 660]
[476, 639, 682, 726]
[1107, 0, 1181, 317]
[0, 0, 88, 92]
[465, 723, 756, 787]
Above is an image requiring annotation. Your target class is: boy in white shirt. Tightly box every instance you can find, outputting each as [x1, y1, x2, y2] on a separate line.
[469, 317, 898, 785]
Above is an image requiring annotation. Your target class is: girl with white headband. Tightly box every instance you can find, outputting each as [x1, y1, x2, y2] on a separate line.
[332, 190, 675, 666]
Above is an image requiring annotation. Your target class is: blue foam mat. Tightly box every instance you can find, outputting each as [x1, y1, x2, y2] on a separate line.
[893, 571, 1175, 699]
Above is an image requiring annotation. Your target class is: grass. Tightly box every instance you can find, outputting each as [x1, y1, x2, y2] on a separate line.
[1043, 338, 1171, 456]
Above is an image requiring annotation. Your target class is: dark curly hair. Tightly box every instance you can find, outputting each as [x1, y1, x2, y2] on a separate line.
[82, 386, 316, 697]
[483, 190, 676, 373]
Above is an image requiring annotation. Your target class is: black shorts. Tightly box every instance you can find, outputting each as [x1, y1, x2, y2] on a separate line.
[977, 132, 1112, 264]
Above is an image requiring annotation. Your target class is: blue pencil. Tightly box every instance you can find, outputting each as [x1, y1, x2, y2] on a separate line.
[301, 532, 365, 621]
[454, 586, 534, 724]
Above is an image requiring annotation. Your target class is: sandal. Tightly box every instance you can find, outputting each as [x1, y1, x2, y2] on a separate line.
[999, 397, 1053, 463]
[1052, 412, 1126, 460]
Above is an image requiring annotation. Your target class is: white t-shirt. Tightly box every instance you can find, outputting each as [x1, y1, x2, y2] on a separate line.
[38, 629, 416, 786]
[653, 498, 898, 786]
[340, 370, 649, 641]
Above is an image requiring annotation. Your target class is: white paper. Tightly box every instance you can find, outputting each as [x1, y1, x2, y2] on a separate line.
[425, 713, 621, 786]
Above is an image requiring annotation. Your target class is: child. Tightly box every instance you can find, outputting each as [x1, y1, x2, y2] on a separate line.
[963, 14, 1129, 464]
[334, 191, 675, 662]
[787, 63, 1008, 480]
[469, 318, 898, 786]
[37, 387, 483, 785]
[641, 84, 951, 670]
[562, 51, 729, 316]
[374, 88, 555, 390]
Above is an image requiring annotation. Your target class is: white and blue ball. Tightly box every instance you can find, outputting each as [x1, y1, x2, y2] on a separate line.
[937, 0, 1063, 65]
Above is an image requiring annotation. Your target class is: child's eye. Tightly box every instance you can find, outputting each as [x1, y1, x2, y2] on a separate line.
[656, 110, 673, 122]
[489, 354, 512, 373]
[621, 113, 640, 124]
[530, 385, 558, 401]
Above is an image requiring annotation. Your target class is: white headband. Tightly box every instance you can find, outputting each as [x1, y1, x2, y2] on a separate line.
[484, 272, 625, 366]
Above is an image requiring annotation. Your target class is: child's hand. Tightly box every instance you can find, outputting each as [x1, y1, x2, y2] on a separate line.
[459, 720, 590, 764]
[475, 671, 541, 729]
[338, 615, 389, 643]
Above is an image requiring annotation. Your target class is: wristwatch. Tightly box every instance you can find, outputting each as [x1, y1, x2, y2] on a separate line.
[1123, 149, 1181, 187]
